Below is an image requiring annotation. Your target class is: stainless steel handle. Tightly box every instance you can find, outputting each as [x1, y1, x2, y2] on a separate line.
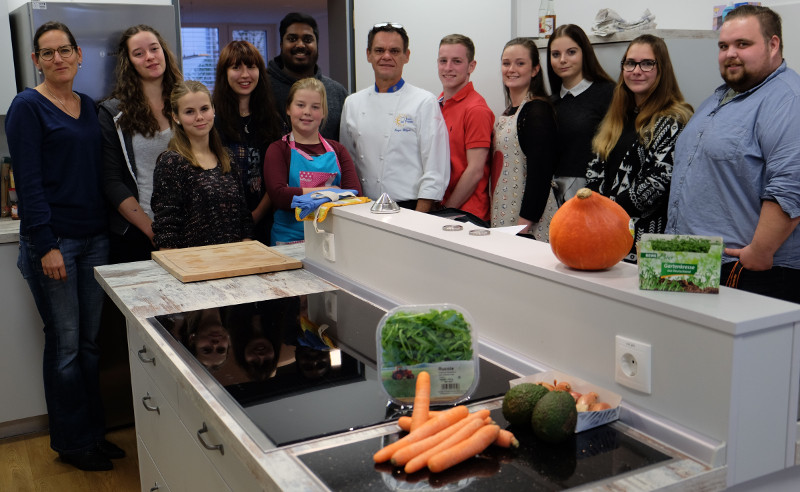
[149, 484, 160, 492]
[138, 345, 156, 365]
[197, 422, 224, 455]
[142, 394, 160, 415]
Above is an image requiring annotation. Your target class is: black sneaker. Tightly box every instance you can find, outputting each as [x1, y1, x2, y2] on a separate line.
[96, 439, 126, 459]
[59, 449, 113, 471]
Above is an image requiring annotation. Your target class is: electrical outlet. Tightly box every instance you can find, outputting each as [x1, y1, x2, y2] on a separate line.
[615, 335, 652, 394]
[322, 232, 335, 262]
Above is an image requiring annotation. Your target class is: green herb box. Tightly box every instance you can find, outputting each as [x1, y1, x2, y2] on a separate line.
[637, 234, 723, 294]
[376, 303, 480, 406]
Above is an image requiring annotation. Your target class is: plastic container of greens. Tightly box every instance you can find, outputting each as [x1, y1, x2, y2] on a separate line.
[376, 303, 480, 406]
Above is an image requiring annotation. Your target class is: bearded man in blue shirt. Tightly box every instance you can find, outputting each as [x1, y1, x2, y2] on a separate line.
[667, 5, 800, 304]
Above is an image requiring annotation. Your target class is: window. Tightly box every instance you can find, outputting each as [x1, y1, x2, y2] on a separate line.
[181, 25, 276, 92]
[181, 27, 219, 89]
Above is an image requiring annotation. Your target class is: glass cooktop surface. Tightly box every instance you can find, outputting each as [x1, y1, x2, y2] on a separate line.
[149, 289, 519, 446]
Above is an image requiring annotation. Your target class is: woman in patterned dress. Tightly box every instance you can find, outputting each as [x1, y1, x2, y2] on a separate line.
[490, 38, 558, 241]
[587, 34, 693, 262]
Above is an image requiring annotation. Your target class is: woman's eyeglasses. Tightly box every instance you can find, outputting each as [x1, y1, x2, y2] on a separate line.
[37, 45, 75, 61]
[621, 59, 657, 72]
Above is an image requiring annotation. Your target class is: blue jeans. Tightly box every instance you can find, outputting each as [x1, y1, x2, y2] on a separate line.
[18, 233, 110, 453]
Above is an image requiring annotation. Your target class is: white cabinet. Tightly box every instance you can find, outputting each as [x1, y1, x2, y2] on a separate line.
[0, 239, 47, 434]
[127, 323, 262, 492]
[0, 7, 18, 113]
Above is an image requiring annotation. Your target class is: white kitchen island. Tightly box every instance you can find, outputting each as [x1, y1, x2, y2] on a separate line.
[94, 204, 800, 490]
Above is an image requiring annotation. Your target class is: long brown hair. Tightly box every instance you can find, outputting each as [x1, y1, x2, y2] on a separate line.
[501, 37, 549, 107]
[168, 81, 232, 173]
[592, 34, 693, 160]
[546, 24, 613, 97]
[110, 25, 182, 137]
[212, 40, 283, 147]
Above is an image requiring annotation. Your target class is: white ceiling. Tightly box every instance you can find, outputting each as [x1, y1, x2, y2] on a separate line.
[178, 0, 328, 25]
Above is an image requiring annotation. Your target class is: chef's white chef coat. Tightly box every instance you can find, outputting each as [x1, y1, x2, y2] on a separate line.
[339, 82, 449, 202]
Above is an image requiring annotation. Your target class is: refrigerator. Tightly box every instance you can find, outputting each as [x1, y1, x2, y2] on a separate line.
[10, 2, 181, 102]
[9, 2, 181, 429]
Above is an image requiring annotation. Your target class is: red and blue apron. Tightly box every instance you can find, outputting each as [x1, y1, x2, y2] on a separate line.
[271, 133, 341, 245]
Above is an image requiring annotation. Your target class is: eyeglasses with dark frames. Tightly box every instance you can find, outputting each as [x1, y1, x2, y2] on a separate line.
[37, 45, 75, 61]
[621, 59, 657, 72]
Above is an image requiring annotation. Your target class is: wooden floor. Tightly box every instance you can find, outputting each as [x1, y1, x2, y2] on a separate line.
[0, 426, 140, 492]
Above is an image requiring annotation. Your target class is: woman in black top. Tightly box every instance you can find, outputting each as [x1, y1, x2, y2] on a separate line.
[213, 41, 284, 244]
[547, 24, 615, 206]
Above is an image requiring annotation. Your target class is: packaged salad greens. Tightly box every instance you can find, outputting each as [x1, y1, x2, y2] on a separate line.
[376, 304, 480, 406]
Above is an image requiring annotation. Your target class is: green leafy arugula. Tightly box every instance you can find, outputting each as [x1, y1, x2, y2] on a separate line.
[381, 309, 473, 366]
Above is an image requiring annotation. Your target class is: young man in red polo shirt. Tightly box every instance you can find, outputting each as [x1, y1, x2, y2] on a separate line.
[437, 34, 494, 223]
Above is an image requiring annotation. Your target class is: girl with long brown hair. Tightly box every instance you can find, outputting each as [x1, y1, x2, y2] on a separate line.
[587, 34, 693, 262]
[99, 25, 182, 261]
[213, 41, 284, 244]
[491, 37, 558, 241]
[151, 81, 253, 248]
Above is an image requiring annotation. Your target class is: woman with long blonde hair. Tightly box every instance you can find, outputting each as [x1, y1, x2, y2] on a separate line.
[151, 81, 253, 248]
[587, 34, 693, 262]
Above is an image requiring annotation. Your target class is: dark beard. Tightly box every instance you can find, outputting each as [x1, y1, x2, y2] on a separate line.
[282, 47, 317, 74]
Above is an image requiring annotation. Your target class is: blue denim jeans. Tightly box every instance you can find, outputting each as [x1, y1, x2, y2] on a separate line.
[18, 233, 110, 453]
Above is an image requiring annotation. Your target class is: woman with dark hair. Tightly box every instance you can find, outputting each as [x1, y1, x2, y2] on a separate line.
[151, 81, 253, 248]
[491, 37, 558, 241]
[6, 21, 122, 471]
[99, 25, 182, 262]
[213, 41, 284, 244]
[547, 24, 615, 205]
[587, 34, 694, 262]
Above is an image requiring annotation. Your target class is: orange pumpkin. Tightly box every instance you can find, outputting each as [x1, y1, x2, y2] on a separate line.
[549, 188, 633, 270]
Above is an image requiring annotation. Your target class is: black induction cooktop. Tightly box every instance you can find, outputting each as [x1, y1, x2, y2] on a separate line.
[150, 289, 520, 446]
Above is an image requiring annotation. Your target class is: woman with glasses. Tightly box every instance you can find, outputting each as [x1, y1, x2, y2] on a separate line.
[587, 34, 693, 262]
[5, 21, 122, 471]
[547, 24, 615, 206]
[213, 40, 283, 244]
[99, 25, 182, 262]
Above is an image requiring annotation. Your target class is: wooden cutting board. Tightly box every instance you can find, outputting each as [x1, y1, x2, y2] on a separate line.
[151, 241, 303, 282]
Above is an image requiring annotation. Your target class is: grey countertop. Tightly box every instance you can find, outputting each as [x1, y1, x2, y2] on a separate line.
[0, 217, 19, 244]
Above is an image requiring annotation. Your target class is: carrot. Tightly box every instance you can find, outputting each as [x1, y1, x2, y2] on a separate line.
[494, 429, 519, 448]
[398, 411, 442, 432]
[373, 405, 469, 463]
[410, 371, 430, 432]
[426, 424, 500, 474]
[391, 410, 490, 467]
[403, 417, 488, 474]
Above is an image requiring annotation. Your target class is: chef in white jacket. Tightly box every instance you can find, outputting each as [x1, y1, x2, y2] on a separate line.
[340, 22, 449, 212]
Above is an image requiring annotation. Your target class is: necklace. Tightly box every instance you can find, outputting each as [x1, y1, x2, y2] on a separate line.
[43, 81, 80, 118]
[242, 114, 252, 134]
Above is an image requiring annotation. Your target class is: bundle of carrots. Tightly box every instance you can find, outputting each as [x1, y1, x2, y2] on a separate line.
[374, 371, 518, 475]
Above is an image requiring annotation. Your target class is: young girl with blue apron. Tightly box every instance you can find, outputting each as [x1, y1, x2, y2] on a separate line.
[271, 133, 341, 245]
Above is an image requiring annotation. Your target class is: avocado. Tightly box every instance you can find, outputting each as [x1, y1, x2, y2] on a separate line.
[531, 390, 578, 443]
[502, 383, 549, 427]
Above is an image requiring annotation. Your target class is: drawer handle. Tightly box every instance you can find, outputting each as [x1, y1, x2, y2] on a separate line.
[138, 346, 156, 365]
[149, 484, 160, 492]
[197, 422, 224, 455]
[142, 394, 160, 415]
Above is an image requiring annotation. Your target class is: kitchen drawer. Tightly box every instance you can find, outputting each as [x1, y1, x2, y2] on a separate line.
[128, 323, 179, 409]
[131, 355, 231, 492]
[137, 434, 171, 492]
[177, 391, 262, 492]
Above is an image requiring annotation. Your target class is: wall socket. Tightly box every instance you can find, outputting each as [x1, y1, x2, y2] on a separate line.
[614, 335, 652, 394]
